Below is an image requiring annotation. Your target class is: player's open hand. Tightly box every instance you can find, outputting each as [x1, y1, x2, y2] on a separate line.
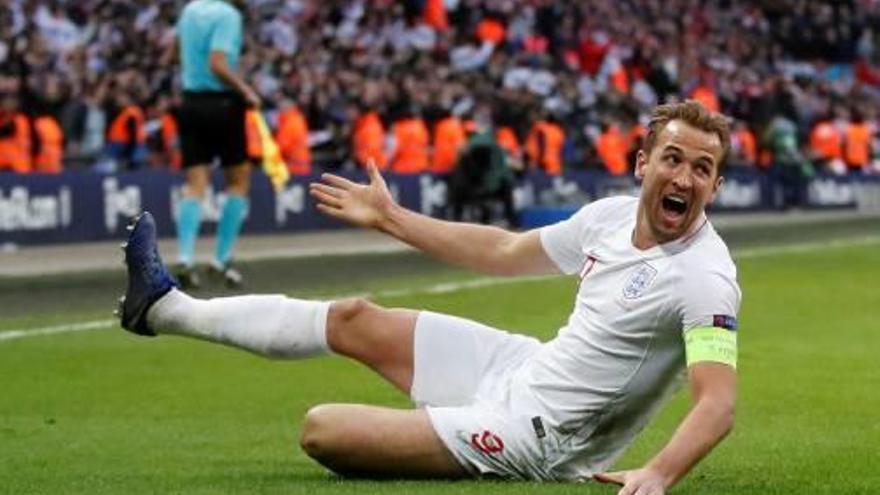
[594, 468, 667, 495]
[310, 160, 395, 230]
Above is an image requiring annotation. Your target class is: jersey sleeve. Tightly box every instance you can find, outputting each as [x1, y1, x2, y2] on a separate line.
[539, 198, 615, 275]
[678, 266, 742, 368]
[209, 8, 242, 56]
[678, 268, 741, 331]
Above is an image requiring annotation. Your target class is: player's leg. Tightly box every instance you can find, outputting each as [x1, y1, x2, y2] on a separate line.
[324, 297, 418, 391]
[145, 294, 417, 390]
[299, 403, 467, 478]
[122, 212, 538, 397]
[120, 211, 416, 382]
[119, 210, 533, 404]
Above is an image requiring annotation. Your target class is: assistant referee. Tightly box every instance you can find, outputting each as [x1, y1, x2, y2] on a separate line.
[173, 0, 260, 289]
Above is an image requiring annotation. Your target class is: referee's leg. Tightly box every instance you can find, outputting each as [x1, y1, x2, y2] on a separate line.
[174, 165, 210, 287]
[213, 161, 251, 281]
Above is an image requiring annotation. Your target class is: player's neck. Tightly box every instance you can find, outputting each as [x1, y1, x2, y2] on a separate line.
[632, 210, 706, 251]
[632, 219, 660, 251]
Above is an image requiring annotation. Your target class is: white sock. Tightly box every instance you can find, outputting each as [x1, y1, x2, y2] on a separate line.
[146, 289, 332, 359]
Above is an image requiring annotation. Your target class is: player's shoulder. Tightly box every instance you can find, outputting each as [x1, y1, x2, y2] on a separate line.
[671, 224, 739, 298]
[682, 223, 735, 268]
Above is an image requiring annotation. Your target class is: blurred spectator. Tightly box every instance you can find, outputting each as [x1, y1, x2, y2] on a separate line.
[430, 109, 467, 175]
[495, 124, 523, 171]
[390, 106, 430, 174]
[276, 97, 312, 175]
[764, 114, 813, 208]
[352, 104, 388, 170]
[32, 110, 64, 173]
[155, 94, 182, 170]
[449, 126, 516, 226]
[0, 86, 31, 173]
[104, 89, 147, 171]
[843, 109, 874, 173]
[596, 121, 629, 176]
[731, 119, 758, 167]
[808, 114, 845, 174]
[525, 112, 564, 176]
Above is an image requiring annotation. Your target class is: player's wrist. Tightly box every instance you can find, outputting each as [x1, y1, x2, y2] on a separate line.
[642, 462, 677, 489]
[376, 200, 404, 234]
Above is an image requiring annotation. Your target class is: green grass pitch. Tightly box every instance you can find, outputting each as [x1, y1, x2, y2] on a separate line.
[1, 241, 878, 494]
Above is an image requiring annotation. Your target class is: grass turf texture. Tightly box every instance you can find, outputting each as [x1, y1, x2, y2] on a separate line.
[1, 241, 879, 494]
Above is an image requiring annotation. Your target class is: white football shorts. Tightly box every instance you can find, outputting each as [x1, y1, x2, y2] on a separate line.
[410, 311, 568, 480]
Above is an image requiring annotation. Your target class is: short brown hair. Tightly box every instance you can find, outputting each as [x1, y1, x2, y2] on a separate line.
[643, 100, 731, 173]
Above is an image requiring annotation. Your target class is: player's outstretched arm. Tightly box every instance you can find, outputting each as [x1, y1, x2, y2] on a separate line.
[595, 363, 736, 494]
[309, 162, 559, 276]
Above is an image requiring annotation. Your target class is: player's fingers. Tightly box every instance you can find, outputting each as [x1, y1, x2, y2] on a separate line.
[594, 472, 625, 486]
[309, 188, 343, 209]
[316, 203, 344, 219]
[633, 485, 662, 495]
[617, 484, 637, 495]
[366, 159, 383, 184]
[309, 183, 344, 198]
[320, 173, 357, 189]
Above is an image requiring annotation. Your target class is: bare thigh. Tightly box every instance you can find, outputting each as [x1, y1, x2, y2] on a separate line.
[300, 403, 467, 479]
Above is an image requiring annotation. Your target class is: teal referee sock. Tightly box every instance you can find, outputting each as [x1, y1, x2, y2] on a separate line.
[215, 194, 248, 266]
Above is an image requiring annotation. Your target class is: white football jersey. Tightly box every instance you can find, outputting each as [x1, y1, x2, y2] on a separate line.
[517, 195, 741, 477]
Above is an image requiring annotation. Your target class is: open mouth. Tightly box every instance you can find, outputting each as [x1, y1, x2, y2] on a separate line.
[661, 194, 688, 217]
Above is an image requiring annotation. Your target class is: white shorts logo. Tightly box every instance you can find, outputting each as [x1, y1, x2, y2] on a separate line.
[622, 263, 658, 299]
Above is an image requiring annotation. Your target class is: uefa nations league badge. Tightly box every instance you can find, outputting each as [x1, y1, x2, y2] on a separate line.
[622, 263, 658, 299]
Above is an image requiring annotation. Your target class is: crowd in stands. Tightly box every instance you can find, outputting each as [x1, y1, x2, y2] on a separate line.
[3, 0, 880, 177]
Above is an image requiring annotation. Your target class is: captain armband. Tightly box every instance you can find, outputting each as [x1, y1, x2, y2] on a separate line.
[684, 326, 737, 369]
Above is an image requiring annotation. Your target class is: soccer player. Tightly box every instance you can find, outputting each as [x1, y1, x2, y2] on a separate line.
[118, 101, 739, 494]
[172, 0, 260, 288]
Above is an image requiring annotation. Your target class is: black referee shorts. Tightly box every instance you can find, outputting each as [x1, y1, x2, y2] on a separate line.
[178, 91, 248, 168]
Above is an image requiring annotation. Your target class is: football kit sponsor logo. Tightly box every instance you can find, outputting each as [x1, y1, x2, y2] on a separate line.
[470, 430, 505, 455]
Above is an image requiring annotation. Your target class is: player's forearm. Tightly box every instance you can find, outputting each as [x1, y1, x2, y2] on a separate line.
[379, 203, 542, 276]
[644, 396, 735, 488]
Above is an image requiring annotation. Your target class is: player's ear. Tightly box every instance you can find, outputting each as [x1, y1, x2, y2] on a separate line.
[634, 150, 648, 179]
[709, 175, 724, 203]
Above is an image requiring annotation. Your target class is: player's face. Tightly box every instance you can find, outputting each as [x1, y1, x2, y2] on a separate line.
[635, 120, 724, 245]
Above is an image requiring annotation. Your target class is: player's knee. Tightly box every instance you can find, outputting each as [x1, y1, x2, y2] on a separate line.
[328, 297, 373, 324]
[325, 298, 378, 351]
[299, 404, 342, 462]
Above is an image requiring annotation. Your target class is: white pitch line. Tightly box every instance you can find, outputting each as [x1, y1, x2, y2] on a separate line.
[2, 235, 879, 343]
[0, 319, 116, 342]
[733, 236, 880, 259]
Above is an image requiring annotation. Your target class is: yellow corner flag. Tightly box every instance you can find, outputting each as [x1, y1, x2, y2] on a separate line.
[249, 110, 290, 192]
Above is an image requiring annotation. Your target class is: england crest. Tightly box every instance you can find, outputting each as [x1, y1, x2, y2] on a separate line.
[622, 263, 658, 299]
